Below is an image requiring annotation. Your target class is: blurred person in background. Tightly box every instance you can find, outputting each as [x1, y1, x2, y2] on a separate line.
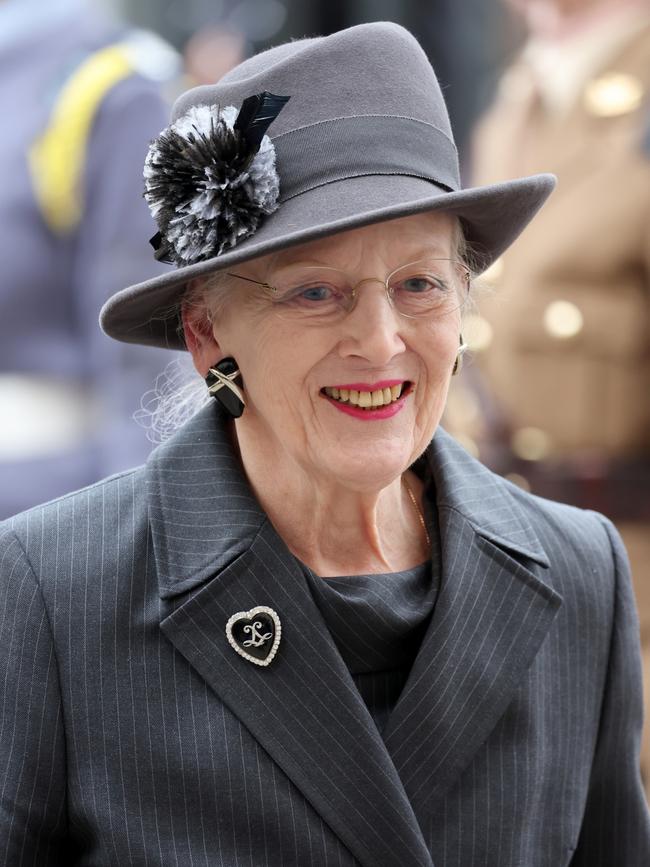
[0, 0, 183, 518]
[182, 25, 246, 87]
[446, 0, 650, 795]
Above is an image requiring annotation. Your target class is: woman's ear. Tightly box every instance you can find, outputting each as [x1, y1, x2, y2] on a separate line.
[181, 301, 222, 377]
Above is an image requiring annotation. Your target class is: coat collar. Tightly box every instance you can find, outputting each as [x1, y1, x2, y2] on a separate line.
[383, 432, 560, 818]
[147, 404, 561, 865]
[421, 424, 550, 568]
[147, 402, 266, 600]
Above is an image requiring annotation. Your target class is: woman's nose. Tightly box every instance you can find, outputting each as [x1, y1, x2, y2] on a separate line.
[336, 281, 406, 365]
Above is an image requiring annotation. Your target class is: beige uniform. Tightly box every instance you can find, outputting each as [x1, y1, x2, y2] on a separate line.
[447, 20, 650, 790]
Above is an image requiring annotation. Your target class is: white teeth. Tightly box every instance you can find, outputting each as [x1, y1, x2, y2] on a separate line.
[323, 383, 408, 408]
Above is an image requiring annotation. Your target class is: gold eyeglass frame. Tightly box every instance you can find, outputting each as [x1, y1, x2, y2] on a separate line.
[225, 258, 470, 320]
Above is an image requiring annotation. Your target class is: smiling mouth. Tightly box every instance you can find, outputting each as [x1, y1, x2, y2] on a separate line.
[321, 382, 411, 409]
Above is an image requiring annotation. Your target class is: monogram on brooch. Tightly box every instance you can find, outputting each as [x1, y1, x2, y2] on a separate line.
[226, 606, 281, 667]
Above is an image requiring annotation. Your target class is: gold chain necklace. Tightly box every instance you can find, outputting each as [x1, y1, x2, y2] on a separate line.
[402, 474, 431, 548]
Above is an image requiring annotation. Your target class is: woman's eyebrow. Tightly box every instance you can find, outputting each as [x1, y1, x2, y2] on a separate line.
[265, 258, 337, 276]
[270, 245, 453, 275]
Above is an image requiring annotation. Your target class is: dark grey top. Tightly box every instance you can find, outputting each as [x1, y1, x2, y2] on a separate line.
[303, 560, 438, 734]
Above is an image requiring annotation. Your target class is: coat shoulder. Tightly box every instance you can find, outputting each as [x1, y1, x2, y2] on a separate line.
[508, 478, 616, 555]
[0, 466, 148, 582]
[463, 457, 627, 642]
[430, 428, 623, 587]
[485, 469, 626, 614]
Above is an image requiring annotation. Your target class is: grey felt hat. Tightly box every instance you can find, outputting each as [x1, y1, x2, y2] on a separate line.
[100, 21, 555, 350]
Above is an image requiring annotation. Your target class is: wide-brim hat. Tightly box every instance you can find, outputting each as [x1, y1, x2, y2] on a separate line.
[100, 21, 555, 350]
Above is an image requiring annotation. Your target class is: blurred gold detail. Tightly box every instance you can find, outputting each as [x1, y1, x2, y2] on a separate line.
[583, 73, 643, 117]
[464, 313, 494, 352]
[543, 300, 584, 339]
[29, 44, 133, 233]
[482, 257, 505, 283]
[511, 427, 551, 461]
[454, 434, 480, 459]
[505, 473, 531, 492]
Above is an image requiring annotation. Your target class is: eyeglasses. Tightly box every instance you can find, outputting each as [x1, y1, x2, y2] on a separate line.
[226, 257, 470, 323]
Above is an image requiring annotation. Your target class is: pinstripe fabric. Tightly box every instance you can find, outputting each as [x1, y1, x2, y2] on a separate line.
[1, 401, 649, 865]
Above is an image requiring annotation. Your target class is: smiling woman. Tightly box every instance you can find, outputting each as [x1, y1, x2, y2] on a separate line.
[1, 20, 649, 867]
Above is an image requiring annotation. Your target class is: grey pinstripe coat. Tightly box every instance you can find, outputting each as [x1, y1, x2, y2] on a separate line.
[2, 402, 649, 866]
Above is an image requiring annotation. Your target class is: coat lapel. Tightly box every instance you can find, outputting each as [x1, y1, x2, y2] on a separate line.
[148, 404, 433, 867]
[383, 430, 562, 823]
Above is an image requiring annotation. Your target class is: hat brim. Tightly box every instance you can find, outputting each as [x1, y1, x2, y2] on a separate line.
[100, 172, 555, 349]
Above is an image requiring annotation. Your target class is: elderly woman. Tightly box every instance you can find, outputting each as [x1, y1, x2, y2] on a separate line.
[1, 22, 648, 867]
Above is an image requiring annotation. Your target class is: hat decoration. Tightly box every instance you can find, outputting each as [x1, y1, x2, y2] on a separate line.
[144, 91, 290, 267]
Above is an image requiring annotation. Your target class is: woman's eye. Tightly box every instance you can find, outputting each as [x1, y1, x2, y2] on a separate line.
[300, 285, 333, 302]
[399, 276, 441, 293]
[282, 284, 341, 305]
[273, 282, 342, 309]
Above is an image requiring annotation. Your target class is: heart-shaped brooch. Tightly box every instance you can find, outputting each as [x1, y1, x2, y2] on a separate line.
[226, 606, 281, 667]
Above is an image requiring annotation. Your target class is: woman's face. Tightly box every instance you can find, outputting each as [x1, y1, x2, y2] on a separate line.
[201, 211, 464, 491]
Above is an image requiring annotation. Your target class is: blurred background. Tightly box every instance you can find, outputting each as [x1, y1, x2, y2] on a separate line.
[113, 0, 520, 162]
[2, 0, 648, 796]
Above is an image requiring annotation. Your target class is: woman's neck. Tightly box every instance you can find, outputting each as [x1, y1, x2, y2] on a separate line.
[231, 424, 430, 577]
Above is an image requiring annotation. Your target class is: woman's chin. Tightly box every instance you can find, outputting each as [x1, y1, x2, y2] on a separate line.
[308, 442, 416, 492]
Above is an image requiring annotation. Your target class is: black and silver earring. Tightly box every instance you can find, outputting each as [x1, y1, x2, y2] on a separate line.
[205, 357, 245, 418]
[452, 334, 468, 376]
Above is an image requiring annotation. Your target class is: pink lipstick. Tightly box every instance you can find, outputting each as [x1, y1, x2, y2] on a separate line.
[320, 380, 411, 421]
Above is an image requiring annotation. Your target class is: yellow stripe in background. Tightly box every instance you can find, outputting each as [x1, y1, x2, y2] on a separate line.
[29, 44, 134, 233]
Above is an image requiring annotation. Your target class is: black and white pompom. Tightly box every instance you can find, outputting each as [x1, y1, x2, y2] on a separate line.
[144, 94, 289, 267]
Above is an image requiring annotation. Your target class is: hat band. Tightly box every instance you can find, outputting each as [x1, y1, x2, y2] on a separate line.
[273, 115, 460, 202]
